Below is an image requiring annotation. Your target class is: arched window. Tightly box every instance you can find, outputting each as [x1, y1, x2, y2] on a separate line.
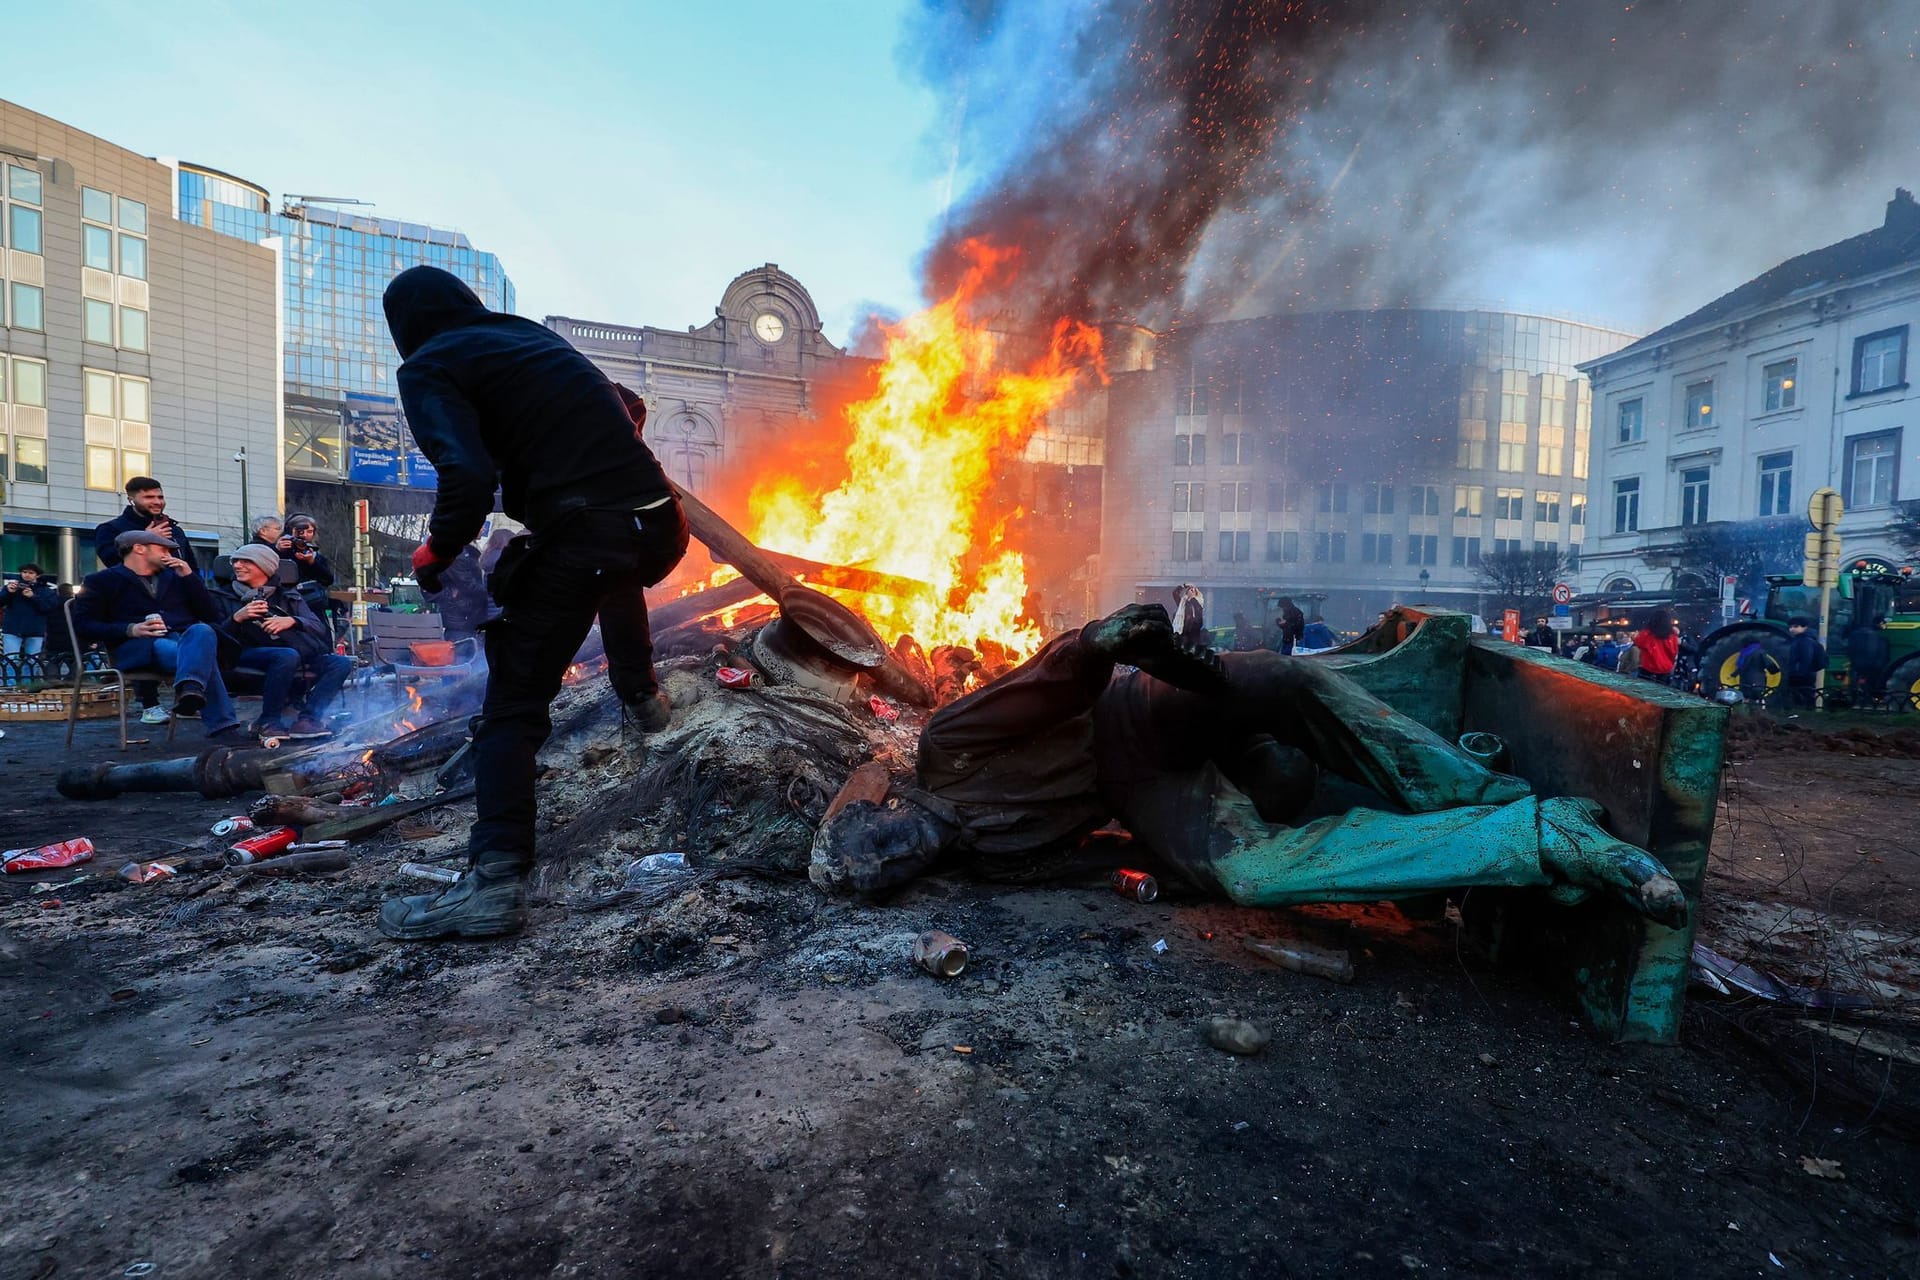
[1603, 576, 1638, 594]
[1671, 570, 1710, 597]
[654, 412, 719, 493]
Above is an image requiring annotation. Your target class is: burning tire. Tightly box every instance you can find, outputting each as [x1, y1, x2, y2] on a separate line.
[1698, 627, 1788, 704]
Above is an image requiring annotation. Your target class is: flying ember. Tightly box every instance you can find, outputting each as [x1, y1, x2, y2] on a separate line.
[746, 239, 1103, 659]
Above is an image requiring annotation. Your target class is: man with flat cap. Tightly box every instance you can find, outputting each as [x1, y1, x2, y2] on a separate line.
[377, 265, 688, 941]
[72, 530, 251, 742]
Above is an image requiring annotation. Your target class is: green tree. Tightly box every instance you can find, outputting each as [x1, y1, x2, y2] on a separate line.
[1673, 518, 1803, 600]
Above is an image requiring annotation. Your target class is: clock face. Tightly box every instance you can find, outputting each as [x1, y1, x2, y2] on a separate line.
[753, 312, 786, 344]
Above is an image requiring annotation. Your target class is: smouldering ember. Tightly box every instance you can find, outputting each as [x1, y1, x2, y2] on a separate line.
[747, 239, 1103, 660]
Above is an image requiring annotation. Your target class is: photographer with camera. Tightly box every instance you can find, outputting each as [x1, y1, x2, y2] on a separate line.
[271, 513, 339, 641]
[2, 564, 57, 686]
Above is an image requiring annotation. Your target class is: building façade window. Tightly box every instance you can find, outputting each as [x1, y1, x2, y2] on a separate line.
[1680, 466, 1711, 526]
[1404, 534, 1437, 566]
[1613, 476, 1640, 533]
[1851, 327, 1908, 397]
[2, 163, 45, 330]
[1758, 451, 1793, 517]
[83, 368, 150, 491]
[80, 187, 149, 352]
[1360, 532, 1393, 563]
[1844, 430, 1900, 508]
[1616, 397, 1644, 444]
[1450, 535, 1481, 567]
[1682, 379, 1714, 431]
[1266, 530, 1300, 562]
[1762, 358, 1798, 412]
[0, 356, 50, 484]
[1362, 482, 1394, 515]
[1171, 530, 1204, 562]
[1493, 487, 1524, 520]
[1534, 490, 1561, 524]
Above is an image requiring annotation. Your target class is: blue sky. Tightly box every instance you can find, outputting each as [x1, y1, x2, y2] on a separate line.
[2, 0, 956, 345]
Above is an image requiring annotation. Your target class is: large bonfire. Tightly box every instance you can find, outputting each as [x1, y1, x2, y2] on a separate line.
[744, 240, 1103, 662]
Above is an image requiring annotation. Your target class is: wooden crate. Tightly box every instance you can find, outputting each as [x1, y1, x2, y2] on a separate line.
[0, 684, 121, 722]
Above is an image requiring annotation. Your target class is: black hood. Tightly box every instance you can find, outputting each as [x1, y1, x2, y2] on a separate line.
[384, 266, 490, 359]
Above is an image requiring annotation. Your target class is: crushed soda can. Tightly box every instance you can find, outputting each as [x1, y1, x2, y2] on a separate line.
[912, 930, 970, 978]
[225, 827, 298, 866]
[867, 695, 899, 722]
[211, 816, 256, 838]
[716, 667, 754, 689]
[4, 837, 97, 873]
[119, 861, 179, 884]
[397, 862, 461, 885]
[1110, 868, 1159, 903]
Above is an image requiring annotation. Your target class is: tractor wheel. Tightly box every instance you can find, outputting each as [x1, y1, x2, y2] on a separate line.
[1886, 656, 1920, 714]
[1699, 629, 1789, 705]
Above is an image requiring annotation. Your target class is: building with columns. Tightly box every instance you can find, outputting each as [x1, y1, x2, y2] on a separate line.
[548, 265, 871, 498]
[1579, 189, 1920, 598]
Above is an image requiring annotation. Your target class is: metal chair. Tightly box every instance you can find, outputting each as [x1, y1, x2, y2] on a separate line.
[61, 596, 178, 750]
[366, 608, 483, 691]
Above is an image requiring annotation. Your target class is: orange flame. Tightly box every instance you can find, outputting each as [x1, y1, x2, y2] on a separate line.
[746, 240, 1102, 658]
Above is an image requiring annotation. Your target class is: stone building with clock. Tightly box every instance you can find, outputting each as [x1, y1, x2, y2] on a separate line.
[546, 265, 873, 498]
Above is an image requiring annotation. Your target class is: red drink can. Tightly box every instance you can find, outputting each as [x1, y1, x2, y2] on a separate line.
[1110, 868, 1159, 903]
[226, 826, 298, 865]
[212, 816, 256, 838]
[716, 667, 754, 689]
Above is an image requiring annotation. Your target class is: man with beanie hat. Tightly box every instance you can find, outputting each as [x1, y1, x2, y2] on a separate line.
[378, 265, 688, 941]
[213, 544, 352, 739]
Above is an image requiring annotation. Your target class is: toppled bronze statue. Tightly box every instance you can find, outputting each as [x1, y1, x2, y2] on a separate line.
[809, 603, 1687, 926]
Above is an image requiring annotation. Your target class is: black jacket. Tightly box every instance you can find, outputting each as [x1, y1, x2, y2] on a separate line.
[383, 267, 673, 552]
[1786, 631, 1827, 681]
[2, 578, 58, 638]
[210, 579, 331, 661]
[93, 506, 201, 573]
[72, 564, 221, 653]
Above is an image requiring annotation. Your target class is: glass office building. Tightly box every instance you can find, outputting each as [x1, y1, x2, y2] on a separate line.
[175, 162, 514, 490]
[1098, 309, 1638, 630]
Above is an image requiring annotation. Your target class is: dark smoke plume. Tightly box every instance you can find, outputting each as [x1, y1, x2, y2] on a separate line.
[914, 0, 1920, 331]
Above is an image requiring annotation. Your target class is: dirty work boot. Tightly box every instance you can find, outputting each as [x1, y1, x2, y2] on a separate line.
[1082, 603, 1226, 693]
[1537, 797, 1689, 929]
[377, 855, 529, 941]
[622, 689, 672, 734]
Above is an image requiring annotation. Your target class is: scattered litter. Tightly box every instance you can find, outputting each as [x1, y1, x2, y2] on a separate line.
[626, 852, 689, 881]
[1768, 1252, 1784, 1268]
[211, 816, 256, 837]
[1231, 1120, 1250, 1132]
[118, 861, 179, 884]
[36, 898, 63, 909]
[397, 862, 461, 885]
[124, 1263, 156, 1277]
[1203, 1015, 1270, 1055]
[393, 818, 445, 841]
[31, 875, 88, 894]
[287, 840, 350, 852]
[1243, 936, 1355, 983]
[1478, 1052, 1499, 1067]
[867, 695, 899, 722]
[716, 667, 755, 689]
[1689, 942, 1874, 1010]
[1798, 1155, 1845, 1180]
[912, 930, 970, 978]
[952, 1045, 973, 1055]
[1150, 938, 1169, 955]
[225, 827, 298, 866]
[4, 837, 95, 873]
[1110, 868, 1158, 902]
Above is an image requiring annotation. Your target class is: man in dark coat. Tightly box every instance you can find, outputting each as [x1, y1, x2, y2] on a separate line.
[92, 476, 200, 573]
[376, 265, 689, 941]
[1785, 616, 1828, 710]
[1846, 616, 1891, 705]
[3, 563, 57, 685]
[72, 531, 248, 740]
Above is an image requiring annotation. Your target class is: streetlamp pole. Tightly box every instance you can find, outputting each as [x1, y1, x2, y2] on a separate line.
[233, 448, 250, 542]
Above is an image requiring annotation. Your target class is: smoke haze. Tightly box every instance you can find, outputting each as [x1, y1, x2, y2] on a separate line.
[912, 0, 1920, 333]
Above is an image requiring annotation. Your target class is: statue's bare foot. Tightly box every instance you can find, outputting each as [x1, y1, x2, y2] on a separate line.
[1083, 603, 1226, 692]
[1538, 797, 1689, 929]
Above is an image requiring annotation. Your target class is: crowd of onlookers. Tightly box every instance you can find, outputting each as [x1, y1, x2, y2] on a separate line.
[1, 474, 354, 741]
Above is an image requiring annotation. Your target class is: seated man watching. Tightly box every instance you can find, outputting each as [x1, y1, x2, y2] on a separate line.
[72, 530, 252, 743]
[213, 544, 352, 740]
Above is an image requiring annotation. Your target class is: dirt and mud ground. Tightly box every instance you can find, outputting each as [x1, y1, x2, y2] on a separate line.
[3, 682, 1917, 1279]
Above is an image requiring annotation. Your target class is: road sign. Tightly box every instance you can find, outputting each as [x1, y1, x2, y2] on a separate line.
[1553, 603, 1571, 617]
[1547, 616, 1573, 631]
[1807, 487, 1844, 531]
[1551, 582, 1573, 605]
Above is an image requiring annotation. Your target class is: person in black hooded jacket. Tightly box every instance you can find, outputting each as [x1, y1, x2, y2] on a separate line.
[377, 266, 689, 942]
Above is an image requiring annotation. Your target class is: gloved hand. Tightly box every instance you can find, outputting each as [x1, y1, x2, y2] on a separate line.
[412, 540, 456, 592]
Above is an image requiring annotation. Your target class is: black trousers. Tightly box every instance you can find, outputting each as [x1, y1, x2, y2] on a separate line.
[469, 503, 688, 866]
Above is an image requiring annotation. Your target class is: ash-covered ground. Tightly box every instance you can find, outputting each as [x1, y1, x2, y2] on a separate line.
[2, 662, 1917, 1279]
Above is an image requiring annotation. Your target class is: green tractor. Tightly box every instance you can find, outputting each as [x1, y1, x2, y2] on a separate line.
[1696, 565, 1920, 709]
